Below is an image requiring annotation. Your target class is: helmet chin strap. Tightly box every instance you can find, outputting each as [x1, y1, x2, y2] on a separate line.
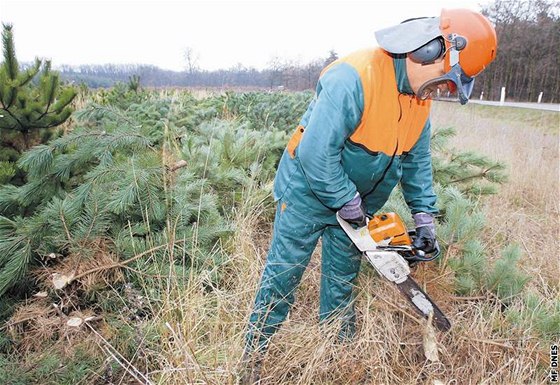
[443, 33, 467, 67]
[417, 65, 474, 105]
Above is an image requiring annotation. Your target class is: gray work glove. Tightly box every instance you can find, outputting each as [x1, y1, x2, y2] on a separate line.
[412, 212, 440, 255]
[338, 193, 367, 227]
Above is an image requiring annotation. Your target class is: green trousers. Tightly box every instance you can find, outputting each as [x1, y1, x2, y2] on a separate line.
[245, 198, 361, 353]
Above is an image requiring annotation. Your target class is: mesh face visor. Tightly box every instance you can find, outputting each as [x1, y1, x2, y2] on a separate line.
[417, 36, 474, 105]
[417, 64, 474, 104]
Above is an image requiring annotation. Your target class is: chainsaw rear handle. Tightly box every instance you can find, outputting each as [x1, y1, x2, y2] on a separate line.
[406, 230, 440, 263]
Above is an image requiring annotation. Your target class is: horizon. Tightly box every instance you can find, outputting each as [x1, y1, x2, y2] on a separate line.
[0, 0, 488, 72]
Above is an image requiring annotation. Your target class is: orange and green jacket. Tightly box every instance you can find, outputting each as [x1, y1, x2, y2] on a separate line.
[274, 48, 438, 220]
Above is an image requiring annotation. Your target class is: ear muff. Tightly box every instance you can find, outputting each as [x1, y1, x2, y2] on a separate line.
[408, 38, 445, 64]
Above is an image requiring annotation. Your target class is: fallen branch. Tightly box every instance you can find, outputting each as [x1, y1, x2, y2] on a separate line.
[459, 336, 548, 366]
[169, 160, 188, 172]
[68, 242, 181, 285]
[2, 309, 57, 330]
[460, 336, 515, 350]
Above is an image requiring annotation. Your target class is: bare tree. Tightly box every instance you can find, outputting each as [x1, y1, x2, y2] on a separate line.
[183, 46, 200, 74]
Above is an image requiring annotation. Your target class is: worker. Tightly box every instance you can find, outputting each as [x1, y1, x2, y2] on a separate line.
[241, 8, 497, 383]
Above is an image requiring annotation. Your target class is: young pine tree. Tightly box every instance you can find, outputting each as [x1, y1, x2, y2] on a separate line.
[0, 23, 76, 184]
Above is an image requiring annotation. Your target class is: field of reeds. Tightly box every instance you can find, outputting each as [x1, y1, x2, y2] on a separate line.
[0, 88, 558, 385]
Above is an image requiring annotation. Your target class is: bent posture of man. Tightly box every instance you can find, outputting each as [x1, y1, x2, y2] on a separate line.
[242, 8, 497, 383]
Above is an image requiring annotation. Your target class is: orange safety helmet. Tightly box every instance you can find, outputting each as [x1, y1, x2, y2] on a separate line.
[440, 8, 498, 77]
[375, 8, 498, 104]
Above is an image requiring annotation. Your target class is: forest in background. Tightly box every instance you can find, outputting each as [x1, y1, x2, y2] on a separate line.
[54, 0, 560, 103]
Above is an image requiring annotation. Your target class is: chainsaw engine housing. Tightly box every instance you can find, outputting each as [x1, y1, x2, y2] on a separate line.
[368, 212, 412, 246]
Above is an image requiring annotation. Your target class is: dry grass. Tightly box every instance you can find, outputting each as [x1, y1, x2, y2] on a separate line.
[135, 186, 551, 385]
[230, 102, 558, 384]
[431, 102, 559, 290]
[5, 102, 558, 384]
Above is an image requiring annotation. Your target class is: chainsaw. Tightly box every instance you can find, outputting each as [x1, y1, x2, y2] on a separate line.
[337, 212, 451, 331]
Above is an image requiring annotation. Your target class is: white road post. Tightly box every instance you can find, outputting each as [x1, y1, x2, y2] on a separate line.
[538, 92, 543, 103]
[500, 87, 506, 105]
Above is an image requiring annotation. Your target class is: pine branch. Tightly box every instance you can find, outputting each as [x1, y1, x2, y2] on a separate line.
[0, 237, 32, 296]
[0, 103, 25, 131]
[74, 103, 141, 128]
[0, 185, 20, 214]
[15, 58, 41, 87]
[49, 130, 154, 153]
[485, 244, 530, 301]
[17, 144, 55, 178]
[0, 215, 33, 296]
[1, 23, 18, 81]
[37, 72, 58, 120]
[449, 164, 504, 184]
[51, 87, 77, 114]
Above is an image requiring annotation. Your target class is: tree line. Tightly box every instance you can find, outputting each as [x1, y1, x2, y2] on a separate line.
[475, 0, 559, 102]
[58, 54, 336, 91]
[54, 0, 560, 102]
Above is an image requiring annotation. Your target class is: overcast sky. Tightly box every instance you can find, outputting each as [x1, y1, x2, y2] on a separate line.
[0, 0, 489, 71]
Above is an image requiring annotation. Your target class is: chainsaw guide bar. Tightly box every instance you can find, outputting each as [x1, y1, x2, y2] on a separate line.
[396, 277, 451, 331]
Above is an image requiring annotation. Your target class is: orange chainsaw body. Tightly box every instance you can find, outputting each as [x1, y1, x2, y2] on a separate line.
[367, 213, 412, 246]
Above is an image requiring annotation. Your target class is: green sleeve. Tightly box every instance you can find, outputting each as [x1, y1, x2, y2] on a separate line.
[400, 120, 438, 214]
[297, 63, 364, 209]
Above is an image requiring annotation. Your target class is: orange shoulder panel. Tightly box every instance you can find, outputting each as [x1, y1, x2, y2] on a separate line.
[325, 48, 431, 155]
